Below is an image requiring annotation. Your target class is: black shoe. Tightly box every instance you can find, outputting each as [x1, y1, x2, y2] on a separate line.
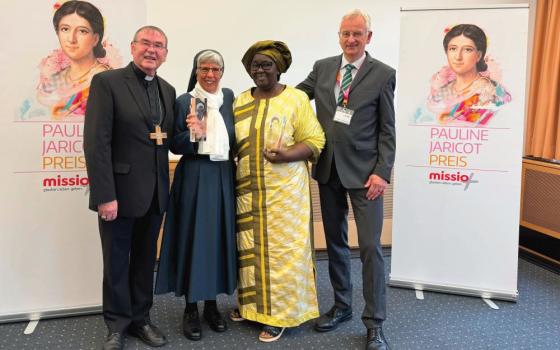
[128, 321, 167, 347]
[103, 332, 124, 350]
[366, 327, 390, 350]
[204, 306, 228, 333]
[314, 306, 352, 332]
[183, 309, 202, 340]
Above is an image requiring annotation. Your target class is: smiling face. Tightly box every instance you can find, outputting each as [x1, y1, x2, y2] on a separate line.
[196, 60, 222, 93]
[339, 15, 372, 62]
[131, 28, 168, 76]
[56, 13, 99, 63]
[446, 34, 482, 76]
[249, 54, 278, 90]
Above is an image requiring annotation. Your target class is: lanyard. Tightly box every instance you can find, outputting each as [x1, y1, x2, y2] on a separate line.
[337, 69, 353, 107]
[341, 87, 351, 107]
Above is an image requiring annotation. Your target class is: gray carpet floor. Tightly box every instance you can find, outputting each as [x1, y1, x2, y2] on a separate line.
[0, 256, 559, 350]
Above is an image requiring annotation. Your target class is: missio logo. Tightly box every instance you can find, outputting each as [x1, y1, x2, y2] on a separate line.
[42, 174, 89, 187]
[428, 171, 470, 182]
[428, 171, 478, 190]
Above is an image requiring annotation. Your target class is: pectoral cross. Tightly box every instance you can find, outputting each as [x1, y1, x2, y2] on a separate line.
[149, 125, 167, 145]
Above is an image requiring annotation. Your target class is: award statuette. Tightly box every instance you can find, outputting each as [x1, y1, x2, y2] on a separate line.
[189, 97, 207, 142]
[266, 115, 286, 151]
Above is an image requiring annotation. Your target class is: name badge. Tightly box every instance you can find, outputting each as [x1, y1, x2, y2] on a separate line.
[333, 106, 354, 125]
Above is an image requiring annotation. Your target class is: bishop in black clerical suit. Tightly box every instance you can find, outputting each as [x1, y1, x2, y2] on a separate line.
[84, 26, 175, 350]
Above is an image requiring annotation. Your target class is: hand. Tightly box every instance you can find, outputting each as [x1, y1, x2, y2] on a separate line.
[263, 143, 313, 164]
[364, 174, 387, 200]
[98, 200, 118, 221]
[186, 113, 206, 139]
[263, 147, 289, 163]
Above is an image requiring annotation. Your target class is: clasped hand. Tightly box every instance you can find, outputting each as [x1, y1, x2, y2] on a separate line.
[264, 143, 312, 164]
[263, 147, 290, 163]
[186, 113, 206, 139]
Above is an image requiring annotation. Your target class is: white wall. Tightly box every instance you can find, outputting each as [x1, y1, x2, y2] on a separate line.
[146, 0, 534, 97]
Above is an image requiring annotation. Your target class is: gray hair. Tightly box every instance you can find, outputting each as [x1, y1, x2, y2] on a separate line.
[133, 25, 168, 47]
[197, 50, 224, 68]
[342, 9, 372, 32]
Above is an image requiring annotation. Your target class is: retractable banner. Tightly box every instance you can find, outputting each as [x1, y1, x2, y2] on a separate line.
[0, 0, 145, 322]
[391, 5, 529, 300]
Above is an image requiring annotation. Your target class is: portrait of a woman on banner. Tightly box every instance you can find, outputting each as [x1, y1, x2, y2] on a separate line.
[18, 0, 121, 121]
[414, 24, 511, 126]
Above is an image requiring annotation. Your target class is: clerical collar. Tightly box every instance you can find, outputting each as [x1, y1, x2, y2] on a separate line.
[131, 62, 156, 81]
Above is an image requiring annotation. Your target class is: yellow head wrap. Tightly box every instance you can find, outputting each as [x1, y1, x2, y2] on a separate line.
[241, 40, 292, 74]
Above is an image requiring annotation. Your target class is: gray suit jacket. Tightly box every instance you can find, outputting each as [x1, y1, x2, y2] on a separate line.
[297, 52, 396, 188]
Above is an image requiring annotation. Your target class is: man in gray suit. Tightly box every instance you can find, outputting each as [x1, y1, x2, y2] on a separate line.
[297, 9, 395, 350]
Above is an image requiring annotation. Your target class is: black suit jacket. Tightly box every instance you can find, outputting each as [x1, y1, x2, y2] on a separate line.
[297, 52, 396, 188]
[84, 62, 176, 217]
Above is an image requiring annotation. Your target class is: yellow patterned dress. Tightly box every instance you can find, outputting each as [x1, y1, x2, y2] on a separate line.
[234, 86, 325, 327]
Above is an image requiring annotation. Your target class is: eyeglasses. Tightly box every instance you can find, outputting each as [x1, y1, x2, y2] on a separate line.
[250, 61, 274, 71]
[197, 67, 223, 75]
[339, 31, 368, 39]
[134, 39, 167, 50]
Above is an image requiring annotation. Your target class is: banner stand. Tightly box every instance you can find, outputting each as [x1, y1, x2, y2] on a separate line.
[389, 278, 518, 302]
[390, 4, 529, 302]
[0, 0, 145, 324]
[0, 306, 101, 324]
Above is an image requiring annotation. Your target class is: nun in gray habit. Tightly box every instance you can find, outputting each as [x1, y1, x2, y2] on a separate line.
[155, 49, 237, 341]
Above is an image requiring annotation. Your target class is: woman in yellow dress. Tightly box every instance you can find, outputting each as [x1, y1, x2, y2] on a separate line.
[232, 40, 325, 342]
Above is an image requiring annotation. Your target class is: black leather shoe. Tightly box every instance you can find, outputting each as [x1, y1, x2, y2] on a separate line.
[203, 306, 228, 332]
[183, 309, 202, 340]
[103, 332, 124, 350]
[128, 322, 167, 347]
[366, 327, 390, 350]
[314, 306, 352, 332]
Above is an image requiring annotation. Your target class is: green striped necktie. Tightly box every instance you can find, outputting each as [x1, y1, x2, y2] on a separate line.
[337, 64, 355, 106]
